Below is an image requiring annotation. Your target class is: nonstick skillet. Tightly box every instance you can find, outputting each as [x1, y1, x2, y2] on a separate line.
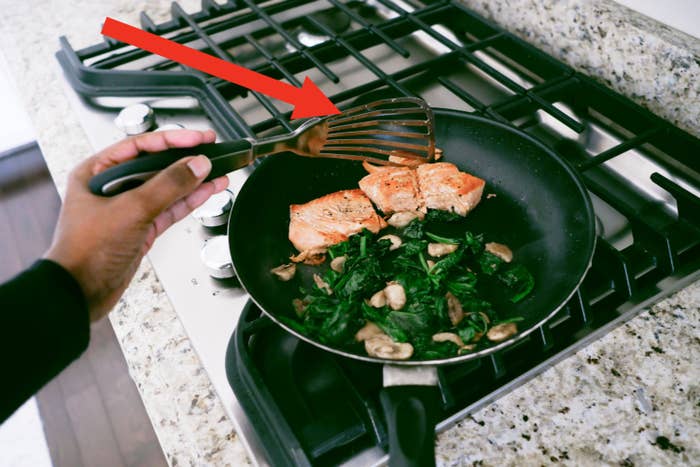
[229, 108, 596, 466]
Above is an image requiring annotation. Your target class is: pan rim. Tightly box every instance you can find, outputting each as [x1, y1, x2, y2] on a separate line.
[229, 108, 597, 366]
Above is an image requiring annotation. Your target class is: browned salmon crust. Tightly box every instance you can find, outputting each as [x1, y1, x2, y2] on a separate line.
[416, 162, 485, 216]
[289, 189, 387, 252]
[358, 166, 425, 216]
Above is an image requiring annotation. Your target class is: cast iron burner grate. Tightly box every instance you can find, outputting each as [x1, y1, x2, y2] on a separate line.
[56, 0, 700, 231]
[57, 0, 700, 465]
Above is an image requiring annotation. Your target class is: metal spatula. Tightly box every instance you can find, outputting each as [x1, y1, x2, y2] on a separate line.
[90, 97, 435, 196]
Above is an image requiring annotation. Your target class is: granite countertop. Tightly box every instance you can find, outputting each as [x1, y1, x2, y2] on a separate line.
[460, 0, 700, 138]
[1, 1, 698, 465]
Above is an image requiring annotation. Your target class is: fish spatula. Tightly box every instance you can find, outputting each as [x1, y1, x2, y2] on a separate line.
[89, 97, 435, 196]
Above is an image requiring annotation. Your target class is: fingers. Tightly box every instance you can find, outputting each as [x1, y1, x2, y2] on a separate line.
[178, 175, 230, 215]
[149, 176, 229, 240]
[90, 129, 217, 178]
[129, 155, 213, 221]
[69, 154, 103, 188]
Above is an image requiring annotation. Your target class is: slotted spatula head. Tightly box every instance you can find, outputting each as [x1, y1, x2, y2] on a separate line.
[89, 98, 435, 197]
[292, 97, 435, 165]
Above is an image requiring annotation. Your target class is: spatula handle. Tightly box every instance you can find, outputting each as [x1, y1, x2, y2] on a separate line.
[88, 139, 253, 196]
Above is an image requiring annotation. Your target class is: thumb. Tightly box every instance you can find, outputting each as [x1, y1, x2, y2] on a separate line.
[130, 155, 211, 220]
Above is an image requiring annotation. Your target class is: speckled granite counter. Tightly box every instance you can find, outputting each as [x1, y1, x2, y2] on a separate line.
[459, 0, 700, 138]
[0, 1, 697, 465]
[0, 2, 250, 465]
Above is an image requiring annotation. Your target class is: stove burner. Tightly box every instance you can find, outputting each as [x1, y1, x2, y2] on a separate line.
[287, 8, 352, 53]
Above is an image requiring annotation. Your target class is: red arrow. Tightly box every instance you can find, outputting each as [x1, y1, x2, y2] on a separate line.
[101, 17, 340, 119]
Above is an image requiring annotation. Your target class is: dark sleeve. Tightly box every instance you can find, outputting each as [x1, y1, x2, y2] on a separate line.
[0, 259, 89, 422]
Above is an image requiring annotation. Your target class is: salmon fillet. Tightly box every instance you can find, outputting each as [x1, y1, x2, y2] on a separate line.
[416, 162, 485, 216]
[358, 166, 425, 216]
[289, 189, 388, 252]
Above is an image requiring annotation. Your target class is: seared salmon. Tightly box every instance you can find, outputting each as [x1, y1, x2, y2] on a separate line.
[358, 166, 425, 216]
[416, 162, 485, 216]
[289, 189, 387, 253]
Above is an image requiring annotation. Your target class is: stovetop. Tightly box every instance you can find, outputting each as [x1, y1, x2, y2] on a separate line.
[56, 1, 700, 465]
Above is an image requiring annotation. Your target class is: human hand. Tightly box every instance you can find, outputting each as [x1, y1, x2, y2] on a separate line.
[44, 129, 229, 321]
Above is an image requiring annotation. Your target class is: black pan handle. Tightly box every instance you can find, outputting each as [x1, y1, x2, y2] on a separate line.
[380, 385, 440, 467]
[89, 139, 253, 196]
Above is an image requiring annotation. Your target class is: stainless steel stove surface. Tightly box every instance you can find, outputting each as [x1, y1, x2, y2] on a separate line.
[56, 1, 700, 465]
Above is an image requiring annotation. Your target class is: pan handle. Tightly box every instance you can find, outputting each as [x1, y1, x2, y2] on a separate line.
[380, 366, 440, 467]
[88, 139, 253, 196]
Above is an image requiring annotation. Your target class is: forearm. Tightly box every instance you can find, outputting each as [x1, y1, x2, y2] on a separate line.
[0, 260, 89, 421]
[0, 129, 222, 421]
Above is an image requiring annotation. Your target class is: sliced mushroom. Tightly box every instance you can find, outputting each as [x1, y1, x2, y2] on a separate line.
[445, 292, 464, 325]
[379, 234, 402, 251]
[290, 248, 327, 265]
[387, 211, 423, 228]
[428, 242, 459, 257]
[427, 260, 436, 270]
[384, 282, 406, 310]
[432, 332, 464, 347]
[472, 331, 484, 343]
[368, 289, 387, 308]
[486, 322, 518, 342]
[355, 322, 384, 342]
[313, 274, 333, 295]
[485, 242, 513, 263]
[458, 344, 476, 354]
[291, 298, 309, 317]
[365, 335, 414, 360]
[330, 255, 347, 273]
[271, 263, 296, 281]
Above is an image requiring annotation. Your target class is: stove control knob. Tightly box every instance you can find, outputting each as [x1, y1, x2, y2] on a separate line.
[201, 235, 234, 279]
[115, 104, 155, 135]
[191, 189, 233, 227]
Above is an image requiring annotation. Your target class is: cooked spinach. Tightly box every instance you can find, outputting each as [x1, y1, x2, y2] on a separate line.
[446, 272, 477, 299]
[296, 296, 363, 346]
[478, 251, 504, 276]
[496, 264, 535, 303]
[425, 231, 460, 244]
[286, 216, 534, 359]
[425, 209, 463, 223]
[402, 218, 424, 240]
[334, 256, 383, 300]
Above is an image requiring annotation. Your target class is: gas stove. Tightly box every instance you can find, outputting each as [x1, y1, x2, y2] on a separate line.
[56, 1, 700, 465]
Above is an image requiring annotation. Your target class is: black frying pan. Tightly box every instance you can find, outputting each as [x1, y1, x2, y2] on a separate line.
[228, 108, 596, 466]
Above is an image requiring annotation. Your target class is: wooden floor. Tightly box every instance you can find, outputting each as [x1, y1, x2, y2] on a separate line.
[0, 143, 167, 467]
